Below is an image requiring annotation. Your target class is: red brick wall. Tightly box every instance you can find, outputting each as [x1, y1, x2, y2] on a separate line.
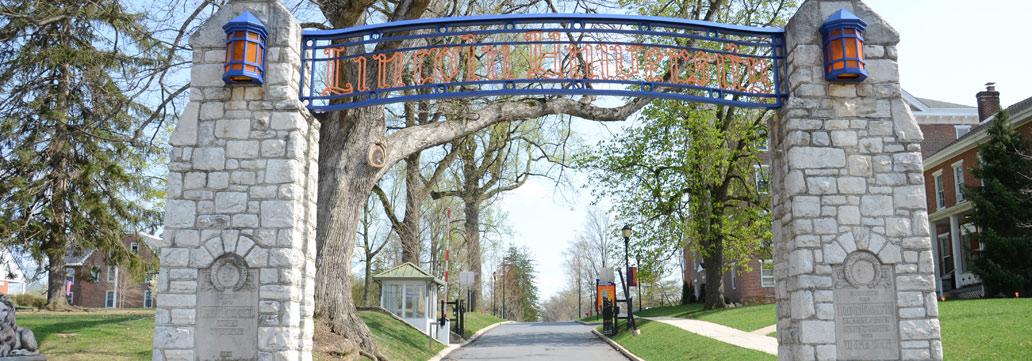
[924, 121, 1032, 213]
[920, 124, 961, 157]
[724, 258, 775, 305]
[69, 236, 156, 309]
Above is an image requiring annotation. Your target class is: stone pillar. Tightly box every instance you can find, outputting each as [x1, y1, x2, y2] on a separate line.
[154, 1, 318, 360]
[772, 1, 942, 360]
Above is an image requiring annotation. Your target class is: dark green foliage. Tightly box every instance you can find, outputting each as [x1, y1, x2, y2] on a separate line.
[0, 1, 166, 306]
[500, 246, 540, 321]
[966, 110, 1032, 296]
[12, 293, 46, 309]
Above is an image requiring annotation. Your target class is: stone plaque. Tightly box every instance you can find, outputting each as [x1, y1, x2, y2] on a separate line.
[833, 251, 900, 360]
[197, 254, 259, 361]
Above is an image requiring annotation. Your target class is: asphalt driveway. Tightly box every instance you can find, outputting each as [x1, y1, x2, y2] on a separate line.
[444, 322, 629, 360]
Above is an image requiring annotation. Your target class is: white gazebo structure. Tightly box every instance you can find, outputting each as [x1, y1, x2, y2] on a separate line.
[373, 262, 447, 342]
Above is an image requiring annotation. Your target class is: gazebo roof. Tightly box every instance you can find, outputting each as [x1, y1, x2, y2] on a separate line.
[372, 262, 445, 286]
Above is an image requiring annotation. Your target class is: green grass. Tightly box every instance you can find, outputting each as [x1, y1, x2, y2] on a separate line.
[939, 298, 1032, 361]
[357, 310, 445, 361]
[17, 310, 155, 361]
[692, 304, 777, 332]
[602, 319, 775, 361]
[462, 312, 504, 338]
[634, 303, 776, 332]
[578, 314, 602, 324]
[634, 303, 705, 318]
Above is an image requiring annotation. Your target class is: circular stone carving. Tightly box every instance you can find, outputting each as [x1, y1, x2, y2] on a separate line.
[210, 254, 249, 291]
[844, 251, 882, 288]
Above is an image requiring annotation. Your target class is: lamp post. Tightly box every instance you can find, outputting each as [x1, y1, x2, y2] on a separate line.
[621, 224, 637, 333]
[492, 271, 498, 317]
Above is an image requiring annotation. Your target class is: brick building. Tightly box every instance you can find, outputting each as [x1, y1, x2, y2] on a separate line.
[682, 87, 984, 305]
[64, 233, 160, 308]
[920, 84, 1032, 299]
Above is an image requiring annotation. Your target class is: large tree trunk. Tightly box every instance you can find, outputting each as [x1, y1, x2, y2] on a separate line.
[462, 195, 482, 311]
[314, 107, 386, 360]
[45, 250, 69, 309]
[400, 152, 422, 263]
[702, 238, 726, 310]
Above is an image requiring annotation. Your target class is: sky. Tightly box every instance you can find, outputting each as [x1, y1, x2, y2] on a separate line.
[499, 0, 1032, 301]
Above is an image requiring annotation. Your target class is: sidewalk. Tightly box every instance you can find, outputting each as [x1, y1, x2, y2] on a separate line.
[642, 317, 778, 355]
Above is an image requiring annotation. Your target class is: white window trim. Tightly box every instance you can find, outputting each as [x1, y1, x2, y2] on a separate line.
[760, 260, 775, 288]
[933, 170, 946, 209]
[755, 164, 770, 194]
[107, 265, 118, 283]
[952, 161, 966, 203]
[144, 290, 153, 308]
[130, 242, 140, 254]
[730, 268, 737, 290]
[105, 291, 116, 308]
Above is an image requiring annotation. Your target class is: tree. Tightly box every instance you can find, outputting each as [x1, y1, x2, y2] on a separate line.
[431, 120, 544, 311]
[357, 195, 390, 306]
[967, 110, 1032, 296]
[497, 246, 540, 321]
[0, 0, 164, 308]
[579, 101, 773, 309]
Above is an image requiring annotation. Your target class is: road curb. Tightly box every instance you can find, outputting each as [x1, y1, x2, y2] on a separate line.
[428, 321, 512, 361]
[591, 328, 647, 361]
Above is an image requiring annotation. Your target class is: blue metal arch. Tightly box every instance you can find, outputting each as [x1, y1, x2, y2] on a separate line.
[299, 13, 787, 112]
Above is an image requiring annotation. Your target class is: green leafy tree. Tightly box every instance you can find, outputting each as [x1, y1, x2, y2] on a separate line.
[499, 246, 540, 321]
[967, 110, 1032, 296]
[579, 101, 772, 309]
[0, 1, 164, 308]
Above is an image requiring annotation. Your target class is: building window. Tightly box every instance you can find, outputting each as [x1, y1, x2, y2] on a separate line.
[953, 162, 966, 202]
[90, 267, 100, 281]
[933, 171, 946, 209]
[144, 290, 153, 308]
[384, 284, 402, 316]
[755, 165, 770, 194]
[955, 125, 972, 139]
[105, 291, 116, 308]
[65, 268, 75, 283]
[403, 284, 425, 318]
[760, 260, 775, 288]
[130, 242, 140, 254]
[730, 267, 737, 290]
[107, 265, 118, 283]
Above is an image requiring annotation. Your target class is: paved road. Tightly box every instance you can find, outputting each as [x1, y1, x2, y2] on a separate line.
[444, 322, 629, 361]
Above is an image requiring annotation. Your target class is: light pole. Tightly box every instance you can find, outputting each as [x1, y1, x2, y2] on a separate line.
[621, 224, 637, 333]
[492, 271, 497, 317]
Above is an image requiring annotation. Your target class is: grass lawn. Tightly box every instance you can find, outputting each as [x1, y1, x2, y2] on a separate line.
[356, 310, 445, 361]
[602, 319, 775, 361]
[634, 303, 776, 332]
[17, 310, 154, 361]
[462, 312, 504, 338]
[578, 314, 602, 324]
[939, 298, 1032, 361]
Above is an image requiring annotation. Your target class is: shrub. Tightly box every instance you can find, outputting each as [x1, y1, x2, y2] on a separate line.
[11, 294, 46, 309]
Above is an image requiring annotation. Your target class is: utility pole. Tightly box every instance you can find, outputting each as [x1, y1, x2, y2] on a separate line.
[576, 257, 582, 319]
[621, 225, 637, 333]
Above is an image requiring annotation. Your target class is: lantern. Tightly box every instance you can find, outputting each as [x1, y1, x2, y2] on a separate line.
[223, 11, 268, 85]
[820, 9, 867, 82]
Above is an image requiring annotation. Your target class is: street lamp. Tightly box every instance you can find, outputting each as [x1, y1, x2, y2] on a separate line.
[492, 271, 498, 317]
[621, 224, 637, 333]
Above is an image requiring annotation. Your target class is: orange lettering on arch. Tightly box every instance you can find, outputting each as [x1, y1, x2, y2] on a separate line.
[373, 51, 404, 89]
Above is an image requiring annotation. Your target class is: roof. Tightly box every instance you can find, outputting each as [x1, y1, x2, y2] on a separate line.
[64, 249, 94, 267]
[915, 97, 972, 109]
[372, 262, 444, 286]
[925, 94, 1032, 168]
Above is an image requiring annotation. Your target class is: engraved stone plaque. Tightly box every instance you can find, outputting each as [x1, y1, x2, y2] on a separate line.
[833, 251, 900, 360]
[197, 254, 259, 361]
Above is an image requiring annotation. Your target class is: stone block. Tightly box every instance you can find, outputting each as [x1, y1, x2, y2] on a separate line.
[788, 147, 846, 169]
[193, 148, 225, 170]
[166, 200, 196, 228]
[799, 320, 836, 344]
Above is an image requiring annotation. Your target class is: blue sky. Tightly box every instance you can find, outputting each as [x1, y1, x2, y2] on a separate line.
[502, 0, 1032, 300]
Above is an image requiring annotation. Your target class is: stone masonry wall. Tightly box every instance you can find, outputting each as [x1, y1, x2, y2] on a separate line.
[153, 1, 319, 360]
[772, 1, 943, 360]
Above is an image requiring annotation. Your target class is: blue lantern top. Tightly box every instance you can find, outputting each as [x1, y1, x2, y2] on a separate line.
[223, 11, 268, 38]
[820, 9, 867, 33]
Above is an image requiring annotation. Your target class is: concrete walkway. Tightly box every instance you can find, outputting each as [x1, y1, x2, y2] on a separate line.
[751, 324, 778, 336]
[643, 317, 778, 355]
[443, 322, 629, 360]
